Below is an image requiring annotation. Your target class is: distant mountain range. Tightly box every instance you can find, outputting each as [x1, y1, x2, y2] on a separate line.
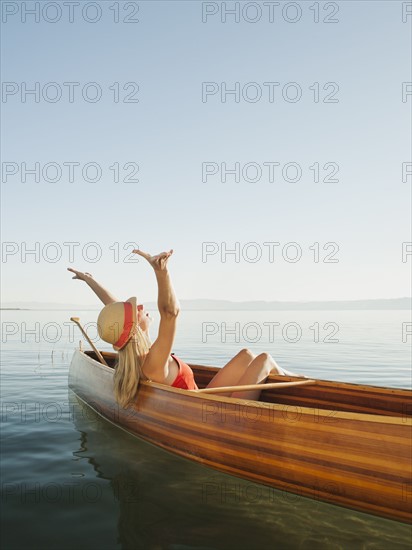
[1, 298, 411, 310]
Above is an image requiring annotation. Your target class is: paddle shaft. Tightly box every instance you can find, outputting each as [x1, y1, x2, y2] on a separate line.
[70, 317, 109, 367]
[194, 379, 315, 394]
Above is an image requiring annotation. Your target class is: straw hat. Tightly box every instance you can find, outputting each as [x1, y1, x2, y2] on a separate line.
[97, 297, 138, 351]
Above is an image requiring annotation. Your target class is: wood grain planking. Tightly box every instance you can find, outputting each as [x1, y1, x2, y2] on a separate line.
[69, 350, 412, 523]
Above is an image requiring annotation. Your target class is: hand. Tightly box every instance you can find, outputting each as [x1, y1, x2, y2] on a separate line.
[67, 267, 93, 282]
[132, 249, 173, 272]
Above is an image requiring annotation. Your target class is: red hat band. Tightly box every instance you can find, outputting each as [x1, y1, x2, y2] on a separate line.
[113, 301, 134, 349]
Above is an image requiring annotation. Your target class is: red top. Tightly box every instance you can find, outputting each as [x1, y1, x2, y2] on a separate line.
[171, 353, 198, 390]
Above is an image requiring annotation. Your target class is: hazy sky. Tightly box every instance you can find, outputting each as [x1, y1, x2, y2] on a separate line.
[1, 0, 411, 305]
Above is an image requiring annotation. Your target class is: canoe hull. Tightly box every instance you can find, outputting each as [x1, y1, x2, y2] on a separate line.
[69, 349, 412, 523]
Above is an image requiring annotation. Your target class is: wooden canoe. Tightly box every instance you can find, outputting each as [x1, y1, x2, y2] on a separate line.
[68, 348, 412, 524]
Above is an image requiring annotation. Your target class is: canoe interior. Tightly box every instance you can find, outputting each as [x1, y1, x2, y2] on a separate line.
[88, 351, 411, 418]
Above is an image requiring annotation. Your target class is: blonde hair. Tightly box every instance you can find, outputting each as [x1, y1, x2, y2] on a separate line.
[113, 327, 151, 408]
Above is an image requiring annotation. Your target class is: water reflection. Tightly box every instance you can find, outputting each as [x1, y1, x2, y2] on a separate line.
[69, 391, 412, 550]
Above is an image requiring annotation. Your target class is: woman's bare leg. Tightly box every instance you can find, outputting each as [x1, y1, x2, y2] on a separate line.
[206, 349, 256, 393]
[276, 365, 304, 377]
[230, 353, 282, 401]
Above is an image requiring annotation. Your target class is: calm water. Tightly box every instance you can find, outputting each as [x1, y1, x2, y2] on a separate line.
[1, 309, 412, 550]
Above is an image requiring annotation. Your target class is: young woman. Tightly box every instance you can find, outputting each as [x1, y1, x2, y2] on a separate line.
[68, 248, 300, 408]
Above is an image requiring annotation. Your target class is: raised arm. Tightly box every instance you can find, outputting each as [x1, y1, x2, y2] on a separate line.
[67, 268, 119, 305]
[154, 265, 180, 316]
[132, 249, 180, 381]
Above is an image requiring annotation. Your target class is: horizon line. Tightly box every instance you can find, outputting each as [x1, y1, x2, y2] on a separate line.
[1, 297, 411, 305]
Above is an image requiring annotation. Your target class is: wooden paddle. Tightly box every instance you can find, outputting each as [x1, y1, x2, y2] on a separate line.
[194, 379, 315, 394]
[70, 316, 109, 367]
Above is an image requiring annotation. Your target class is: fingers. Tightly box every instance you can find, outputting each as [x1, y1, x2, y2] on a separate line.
[132, 249, 173, 260]
[158, 249, 173, 259]
[67, 267, 79, 279]
[67, 267, 92, 280]
[132, 249, 150, 259]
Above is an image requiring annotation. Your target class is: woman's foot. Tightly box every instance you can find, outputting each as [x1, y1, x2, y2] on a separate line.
[277, 365, 308, 378]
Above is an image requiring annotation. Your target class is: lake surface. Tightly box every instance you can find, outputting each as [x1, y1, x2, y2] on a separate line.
[1, 309, 411, 549]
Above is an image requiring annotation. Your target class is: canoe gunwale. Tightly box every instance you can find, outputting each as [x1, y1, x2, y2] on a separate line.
[98, 349, 411, 396]
[74, 349, 412, 425]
